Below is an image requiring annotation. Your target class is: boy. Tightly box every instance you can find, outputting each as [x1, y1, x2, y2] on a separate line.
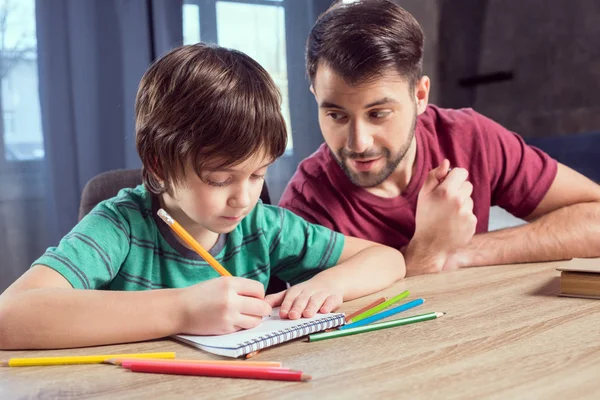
[0, 44, 405, 350]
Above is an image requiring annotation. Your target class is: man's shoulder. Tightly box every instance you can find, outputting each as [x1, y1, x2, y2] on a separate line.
[296, 143, 331, 179]
[285, 144, 333, 195]
[420, 105, 487, 132]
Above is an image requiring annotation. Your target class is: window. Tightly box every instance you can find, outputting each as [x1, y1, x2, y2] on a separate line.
[182, 0, 293, 154]
[0, 0, 43, 164]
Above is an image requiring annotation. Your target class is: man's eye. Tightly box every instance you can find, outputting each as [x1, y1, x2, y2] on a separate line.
[370, 111, 391, 119]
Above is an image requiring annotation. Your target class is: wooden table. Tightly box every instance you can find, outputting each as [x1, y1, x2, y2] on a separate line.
[2, 260, 600, 399]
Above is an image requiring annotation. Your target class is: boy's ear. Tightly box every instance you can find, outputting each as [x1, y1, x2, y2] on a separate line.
[148, 157, 165, 183]
[309, 85, 316, 96]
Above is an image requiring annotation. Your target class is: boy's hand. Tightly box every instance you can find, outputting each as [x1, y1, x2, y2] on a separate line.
[177, 276, 272, 335]
[265, 279, 343, 320]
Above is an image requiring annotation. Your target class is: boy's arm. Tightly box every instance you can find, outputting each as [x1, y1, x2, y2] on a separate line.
[0, 266, 270, 350]
[0, 266, 181, 349]
[268, 236, 405, 319]
[311, 236, 406, 300]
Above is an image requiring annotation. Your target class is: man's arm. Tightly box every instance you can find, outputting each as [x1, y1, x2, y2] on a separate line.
[449, 163, 600, 268]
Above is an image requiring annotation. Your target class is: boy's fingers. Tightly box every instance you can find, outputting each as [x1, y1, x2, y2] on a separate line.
[320, 295, 342, 314]
[279, 287, 301, 318]
[234, 314, 264, 330]
[232, 277, 265, 299]
[302, 292, 329, 318]
[264, 290, 286, 307]
[240, 297, 272, 317]
[287, 292, 311, 320]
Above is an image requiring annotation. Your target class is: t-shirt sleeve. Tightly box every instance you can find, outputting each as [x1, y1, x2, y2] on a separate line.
[32, 202, 131, 289]
[476, 112, 558, 218]
[279, 177, 336, 229]
[260, 204, 345, 285]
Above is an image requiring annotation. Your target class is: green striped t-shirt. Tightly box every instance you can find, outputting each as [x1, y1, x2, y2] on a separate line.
[33, 185, 345, 291]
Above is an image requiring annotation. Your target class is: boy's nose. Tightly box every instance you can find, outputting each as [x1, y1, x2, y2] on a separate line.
[229, 190, 251, 209]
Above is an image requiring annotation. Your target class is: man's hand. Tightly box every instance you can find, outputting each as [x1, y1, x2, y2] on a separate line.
[405, 159, 477, 275]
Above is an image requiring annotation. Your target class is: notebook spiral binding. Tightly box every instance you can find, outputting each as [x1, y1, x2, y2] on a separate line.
[240, 314, 345, 354]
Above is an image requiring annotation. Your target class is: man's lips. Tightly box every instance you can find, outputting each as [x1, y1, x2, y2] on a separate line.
[350, 157, 381, 172]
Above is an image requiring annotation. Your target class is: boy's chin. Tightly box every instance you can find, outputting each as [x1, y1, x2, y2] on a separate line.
[210, 220, 242, 234]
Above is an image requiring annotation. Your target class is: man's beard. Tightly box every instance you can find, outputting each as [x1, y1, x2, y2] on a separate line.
[335, 113, 417, 188]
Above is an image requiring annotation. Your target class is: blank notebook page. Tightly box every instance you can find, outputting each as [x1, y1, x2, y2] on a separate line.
[174, 308, 345, 358]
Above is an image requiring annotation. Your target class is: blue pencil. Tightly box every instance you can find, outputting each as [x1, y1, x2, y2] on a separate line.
[339, 298, 424, 330]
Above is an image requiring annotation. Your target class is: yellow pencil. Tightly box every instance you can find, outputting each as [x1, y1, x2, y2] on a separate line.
[105, 358, 282, 368]
[157, 208, 231, 276]
[1, 352, 176, 367]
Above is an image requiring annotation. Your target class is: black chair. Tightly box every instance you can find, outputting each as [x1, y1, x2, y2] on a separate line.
[79, 169, 286, 293]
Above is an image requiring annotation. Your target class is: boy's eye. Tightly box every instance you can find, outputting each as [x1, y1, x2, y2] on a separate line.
[251, 174, 265, 181]
[206, 179, 230, 187]
[326, 111, 347, 121]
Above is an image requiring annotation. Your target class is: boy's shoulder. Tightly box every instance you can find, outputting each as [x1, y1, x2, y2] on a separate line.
[236, 200, 307, 236]
[90, 184, 153, 222]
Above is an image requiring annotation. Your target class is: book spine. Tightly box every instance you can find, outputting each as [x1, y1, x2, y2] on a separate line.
[239, 315, 345, 355]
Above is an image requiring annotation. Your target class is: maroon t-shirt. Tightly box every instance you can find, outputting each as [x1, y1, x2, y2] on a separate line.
[279, 105, 558, 251]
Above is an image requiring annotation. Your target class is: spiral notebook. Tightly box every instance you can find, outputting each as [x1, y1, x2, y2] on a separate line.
[173, 308, 346, 358]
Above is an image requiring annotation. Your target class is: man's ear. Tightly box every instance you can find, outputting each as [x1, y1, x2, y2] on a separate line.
[415, 76, 430, 115]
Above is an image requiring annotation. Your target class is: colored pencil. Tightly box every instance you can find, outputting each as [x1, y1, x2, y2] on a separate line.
[0, 352, 176, 367]
[308, 312, 445, 342]
[348, 290, 410, 323]
[157, 208, 231, 276]
[344, 296, 387, 322]
[127, 361, 311, 381]
[107, 358, 282, 369]
[340, 298, 424, 330]
[245, 350, 260, 359]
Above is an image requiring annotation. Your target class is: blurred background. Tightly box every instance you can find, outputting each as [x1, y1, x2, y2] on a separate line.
[1, 0, 599, 291]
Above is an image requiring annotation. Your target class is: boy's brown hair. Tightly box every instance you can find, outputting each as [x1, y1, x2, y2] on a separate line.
[135, 43, 287, 194]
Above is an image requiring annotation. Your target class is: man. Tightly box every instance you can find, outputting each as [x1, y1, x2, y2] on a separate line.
[279, 0, 600, 275]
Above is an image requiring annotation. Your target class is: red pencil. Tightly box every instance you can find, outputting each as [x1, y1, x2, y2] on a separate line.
[111, 359, 283, 369]
[127, 361, 311, 381]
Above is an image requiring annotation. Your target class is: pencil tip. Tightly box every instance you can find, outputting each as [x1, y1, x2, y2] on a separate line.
[103, 359, 119, 365]
[0, 361, 8, 367]
[301, 373, 312, 381]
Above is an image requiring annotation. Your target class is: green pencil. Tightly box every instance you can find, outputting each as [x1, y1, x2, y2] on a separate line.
[308, 312, 445, 342]
[348, 290, 410, 323]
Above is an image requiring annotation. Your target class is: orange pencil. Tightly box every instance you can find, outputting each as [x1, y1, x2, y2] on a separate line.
[106, 358, 282, 368]
[245, 351, 260, 359]
[345, 296, 387, 322]
[157, 209, 231, 276]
